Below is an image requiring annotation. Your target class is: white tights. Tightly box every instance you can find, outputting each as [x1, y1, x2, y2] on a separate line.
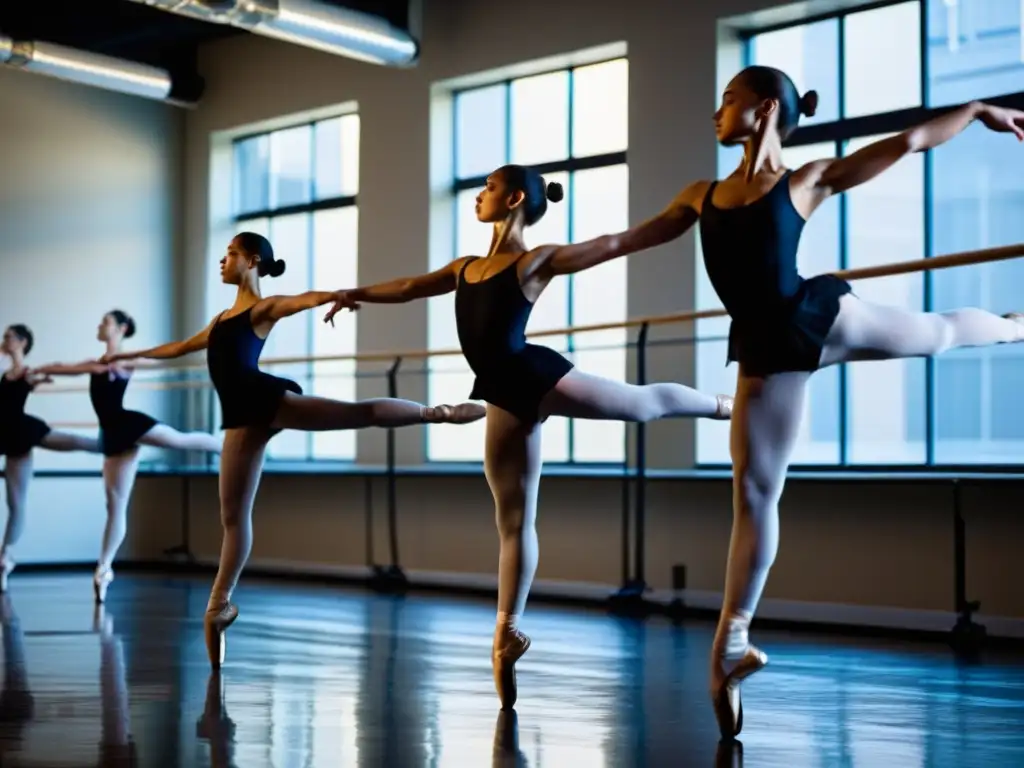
[714, 295, 1024, 657]
[489, 368, 728, 639]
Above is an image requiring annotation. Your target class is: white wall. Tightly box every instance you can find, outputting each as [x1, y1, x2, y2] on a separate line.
[0, 67, 184, 563]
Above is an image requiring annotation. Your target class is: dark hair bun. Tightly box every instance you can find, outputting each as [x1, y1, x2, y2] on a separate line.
[545, 181, 564, 203]
[270, 260, 286, 278]
[799, 90, 819, 118]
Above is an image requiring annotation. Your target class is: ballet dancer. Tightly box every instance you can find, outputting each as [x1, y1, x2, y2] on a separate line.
[574, 66, 1024, 738]
[103, 232, 485, 668]
[324, 164, 734, 709]
[31, 310, 223, 603]
[0, 324, 101, 591]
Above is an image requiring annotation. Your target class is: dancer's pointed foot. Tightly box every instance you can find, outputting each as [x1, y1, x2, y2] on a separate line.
[710, 645, 768, 740]
[714, 394, 734, 420]
[205, 602, 239, 669]
[492, 628, 531, 710]
[423, 403, 487, 424]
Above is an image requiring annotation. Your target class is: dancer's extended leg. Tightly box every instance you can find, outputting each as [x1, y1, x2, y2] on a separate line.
[540, 369, 731, 421]
[271, 392, 484, 430]
[820, 295, 1024, 366]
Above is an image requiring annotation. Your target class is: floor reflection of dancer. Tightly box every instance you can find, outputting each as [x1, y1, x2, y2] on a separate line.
[0, 594, 33, 754]
[32, 310, 222, 603]
[596, 65, 1024, 738]
[104, 232, 485, 668]
[95, 606, 136, 766]
[325, 164, 733, 709]
[197, 672, 235, 768]
[1, 324, 101, 591]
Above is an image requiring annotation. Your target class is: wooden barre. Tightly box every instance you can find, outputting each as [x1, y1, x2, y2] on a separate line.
[31, 241, 1024, 393]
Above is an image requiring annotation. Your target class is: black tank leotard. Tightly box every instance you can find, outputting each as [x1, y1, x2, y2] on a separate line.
[206, 307, 302, 430]
[89, 371, 159, 456]
[699, 171, 852, 377]
[0, 375, 51, 457]
[454, 256, 574, 423]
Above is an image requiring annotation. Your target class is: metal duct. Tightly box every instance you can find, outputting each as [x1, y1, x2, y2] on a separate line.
[0, 34, 179, 102]
[126, 0, 418, 67]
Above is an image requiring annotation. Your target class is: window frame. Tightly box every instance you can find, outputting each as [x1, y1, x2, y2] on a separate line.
[428, 57, 629, 465]
[230, 114, 360, 463]
[699, 0, 1024, 471]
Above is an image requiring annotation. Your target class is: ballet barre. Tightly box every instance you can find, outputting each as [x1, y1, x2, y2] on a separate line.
[30, 240, 1024, 651]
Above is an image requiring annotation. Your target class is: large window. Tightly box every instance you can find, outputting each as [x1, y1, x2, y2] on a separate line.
[698, 0, 1024, 466]
[428, 58, 630, 463]
[230, 114, 360, 461]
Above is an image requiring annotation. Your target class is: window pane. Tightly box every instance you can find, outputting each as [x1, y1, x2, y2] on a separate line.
[511, 71, 569, 165]
[931, 121, 1024, 463]
[263, 213, 312, 461]
[525, 171, 570, 463]
[572, 58, 628, 156]
[844, 2, 922, 118]
[270, 124, 313, 209]
[748, 20, 840, 125]
[314, 114, 359, 199]
[570, 165, 628, 462]
[234, 135, 269, 215]
[455, 85, 507, 180]
[927, 0, 1024, 107]
[844, 134, 925, 464]
[312, 207, 358, 460]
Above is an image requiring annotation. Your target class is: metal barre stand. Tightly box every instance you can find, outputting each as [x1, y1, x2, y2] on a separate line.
[368, 357, 409, 593]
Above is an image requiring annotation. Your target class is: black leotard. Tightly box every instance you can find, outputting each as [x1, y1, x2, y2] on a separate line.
[206, 307, 302, 430]
[699, 171, 852, 376]
[0, 375, 50, 457]
[89, 371, 158, 457]
[454, 256, 573, 423]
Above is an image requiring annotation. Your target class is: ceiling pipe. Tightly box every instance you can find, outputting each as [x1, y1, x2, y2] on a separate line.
[0, 33, 200, 105]
[124, 0, 418, 67]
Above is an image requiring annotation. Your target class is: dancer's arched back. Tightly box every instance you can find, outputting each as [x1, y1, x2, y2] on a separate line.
[106, 232, 485, 668]
[32, 309, 223, 603]
[325, 164, 733, 708]
[0, 324, 100, 591]
[545, 66, 1024, 738]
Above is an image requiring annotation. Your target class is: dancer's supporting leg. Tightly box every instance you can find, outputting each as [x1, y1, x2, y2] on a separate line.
[137, 423, 223, 453]
[94, 449, 141, 603]
[203, 392, 485, 668]
[485, 406, 542, 710]
[1, 431, 101, 590]
[487, 369, 732, 709]
[541, 369, 732, 421]
[711, 295, 1024, 739]
[1, 456, 32, 592]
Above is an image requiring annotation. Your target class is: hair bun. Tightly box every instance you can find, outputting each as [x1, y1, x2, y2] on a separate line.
[270, 260, 286, 278]
[799, 90, 819, 118]
[545, 181, 564, 203]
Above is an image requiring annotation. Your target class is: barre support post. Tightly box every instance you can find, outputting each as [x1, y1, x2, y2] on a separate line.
[370, 356, 409, 593]
[949, 478, 985, 657]
[609, 322, 652, 616]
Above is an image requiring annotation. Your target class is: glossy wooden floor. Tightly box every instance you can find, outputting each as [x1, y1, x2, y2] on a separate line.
[1, 574, 1023, 767]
